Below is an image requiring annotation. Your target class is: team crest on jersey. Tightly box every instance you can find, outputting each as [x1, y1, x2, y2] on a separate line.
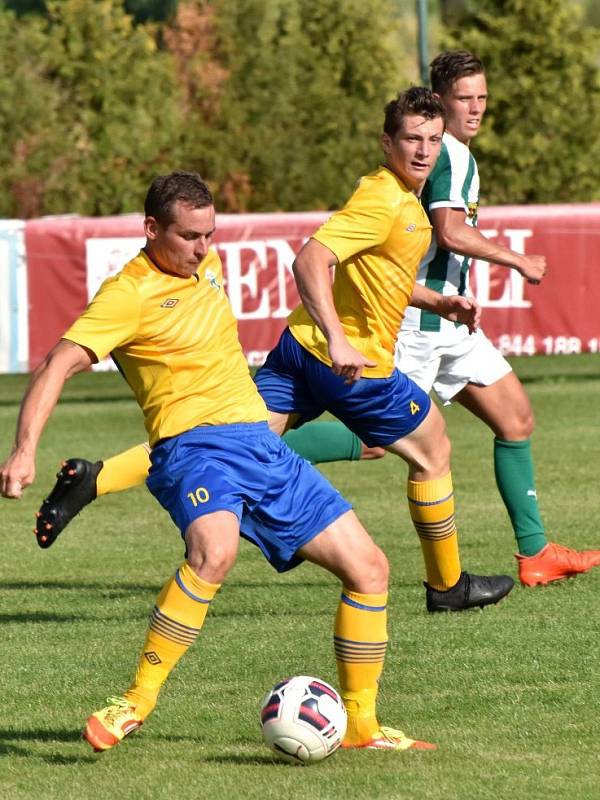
[161, 298, 179, 308]
[205, 269, 221, 290]
[405, 223, 416, 232]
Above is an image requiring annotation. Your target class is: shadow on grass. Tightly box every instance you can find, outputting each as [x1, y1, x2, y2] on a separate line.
[0, 728, 98, 763]
[0, 612, 91, 624]
[203, 753, 289, 766]
[0, 728, 82, 743]
[0, 580, 160, 592]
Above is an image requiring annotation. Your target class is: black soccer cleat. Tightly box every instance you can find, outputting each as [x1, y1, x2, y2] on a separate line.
[425, 571, 514, 613]
[34, 458, 103, 548]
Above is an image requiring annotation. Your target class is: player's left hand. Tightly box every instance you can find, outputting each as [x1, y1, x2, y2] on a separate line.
[517, 254, 546, 284]
[438, 295, 481, 334]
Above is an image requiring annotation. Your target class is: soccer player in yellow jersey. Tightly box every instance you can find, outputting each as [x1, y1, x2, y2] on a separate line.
[255, 87, 514, 612]
[0, 171, 436, 753]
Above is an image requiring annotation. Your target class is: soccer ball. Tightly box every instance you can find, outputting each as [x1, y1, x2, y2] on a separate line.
[260, 675, 347, 764]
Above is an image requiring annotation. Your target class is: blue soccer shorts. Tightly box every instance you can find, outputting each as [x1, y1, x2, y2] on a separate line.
[254, 328, 431, 447]
[146, 422, 351, 572]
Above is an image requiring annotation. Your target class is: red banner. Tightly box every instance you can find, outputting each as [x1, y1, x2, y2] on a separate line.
[24, 204, 600, 370]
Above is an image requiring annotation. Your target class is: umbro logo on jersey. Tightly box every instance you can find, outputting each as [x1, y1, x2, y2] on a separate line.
[161, 298, 179, 308]
[405, 223, 416, 232]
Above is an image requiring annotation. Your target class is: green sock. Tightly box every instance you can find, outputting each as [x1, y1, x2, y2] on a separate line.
[493, 438, 548, 556]
[283, 421, 362, 463]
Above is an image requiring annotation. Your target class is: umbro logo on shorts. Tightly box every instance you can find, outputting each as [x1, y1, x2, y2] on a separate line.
[161, 298, 179, 308]
[405, 223, 417, 232]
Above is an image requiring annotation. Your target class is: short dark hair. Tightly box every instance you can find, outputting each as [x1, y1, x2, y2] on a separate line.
[144, 170, 214, 226]
[430, 50, 485, 96]
[383, 87, 445, 139]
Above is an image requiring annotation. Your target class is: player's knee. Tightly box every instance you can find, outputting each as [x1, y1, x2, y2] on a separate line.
[496, 408, 535, 440]
[413, 431, 451, 478]
[347, 545, 389, 594]
[186, 541, 237, 583]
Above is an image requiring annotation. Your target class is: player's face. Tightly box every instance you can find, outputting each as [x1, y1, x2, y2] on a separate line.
[381, 114, 444, 193]
[144, 200, 216, 278]
[440, 73, 488, 145]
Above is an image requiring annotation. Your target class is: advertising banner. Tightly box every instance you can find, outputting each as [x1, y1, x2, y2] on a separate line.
[19, 203, 600, 372]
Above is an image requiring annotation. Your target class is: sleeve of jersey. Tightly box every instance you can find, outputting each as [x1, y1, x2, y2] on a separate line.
[426, 146, 468, 213]
[62, 276, 141, 362]
[311, 178, 396, 263]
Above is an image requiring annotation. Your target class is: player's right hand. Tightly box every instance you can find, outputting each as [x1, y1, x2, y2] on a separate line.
[0, 452, 34, 499]
[327, 338, 376, 383]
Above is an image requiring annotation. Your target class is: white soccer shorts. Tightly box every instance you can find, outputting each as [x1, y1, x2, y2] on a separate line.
[394, 326, 512, 405]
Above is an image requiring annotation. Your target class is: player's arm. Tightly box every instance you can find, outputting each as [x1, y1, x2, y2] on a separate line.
[0, 339, 94, 498]
[292, 238, 375, 382]
[410, 283, 481, 334]
[432, 206, 546, 284]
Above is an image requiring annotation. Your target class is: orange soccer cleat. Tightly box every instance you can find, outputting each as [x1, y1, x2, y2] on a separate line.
[83, 697, 143, 752]
[342, 725, 437, 752]
[516, 542, 600, 587]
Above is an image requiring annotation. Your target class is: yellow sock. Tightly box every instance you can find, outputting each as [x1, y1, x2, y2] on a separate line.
[408, 473, 461, 591]
[124, 562, 220, 718]
[334, 589, 388, 746]
[96, 443, 152, 496]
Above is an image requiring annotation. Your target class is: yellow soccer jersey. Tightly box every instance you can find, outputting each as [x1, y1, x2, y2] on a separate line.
[63, 249, 267, 445]
[288, 166, 432, 377]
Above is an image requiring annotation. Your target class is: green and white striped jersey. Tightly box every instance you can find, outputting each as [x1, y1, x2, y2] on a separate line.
[402, 132, 479, 333]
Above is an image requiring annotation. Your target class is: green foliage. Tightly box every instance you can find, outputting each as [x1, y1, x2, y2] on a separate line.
[443, 0, 600, 204]
[0, 8, 67, 217]
[124, 0, 179, 21]
[2, 0, 180, 23]
[182, 0, 407, 211]
[3, 0, 598, 214]
[0, 0, 185, 217]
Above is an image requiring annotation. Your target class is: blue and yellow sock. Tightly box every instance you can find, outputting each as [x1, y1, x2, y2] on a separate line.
[408, 474, 461, 591]
[334, 589, 388, 745]
[124, 562, 220, 718]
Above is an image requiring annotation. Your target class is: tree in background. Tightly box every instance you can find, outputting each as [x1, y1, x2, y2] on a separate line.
[0, 8, 66, 217]
[2, 0, 179, 22]
[177, 0, 406, 211]
[0, 0, 185, 216]
[2, 0, 599, 215]
[443, 0, 600, 204]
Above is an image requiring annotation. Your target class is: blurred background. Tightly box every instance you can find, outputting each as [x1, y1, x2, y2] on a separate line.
[1, 0, 599, 218]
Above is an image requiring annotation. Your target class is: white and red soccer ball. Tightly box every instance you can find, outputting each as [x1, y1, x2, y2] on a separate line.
[260, 675, 347, 764]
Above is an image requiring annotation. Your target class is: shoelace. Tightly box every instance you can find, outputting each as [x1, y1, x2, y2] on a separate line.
[102, 697, 134, 724]
[376, 726, 411, 743]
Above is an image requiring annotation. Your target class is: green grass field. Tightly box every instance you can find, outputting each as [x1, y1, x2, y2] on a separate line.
[1, 355, 599, 800]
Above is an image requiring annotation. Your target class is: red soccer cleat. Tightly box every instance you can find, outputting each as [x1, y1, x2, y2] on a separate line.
[517, 542, 600, 587]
